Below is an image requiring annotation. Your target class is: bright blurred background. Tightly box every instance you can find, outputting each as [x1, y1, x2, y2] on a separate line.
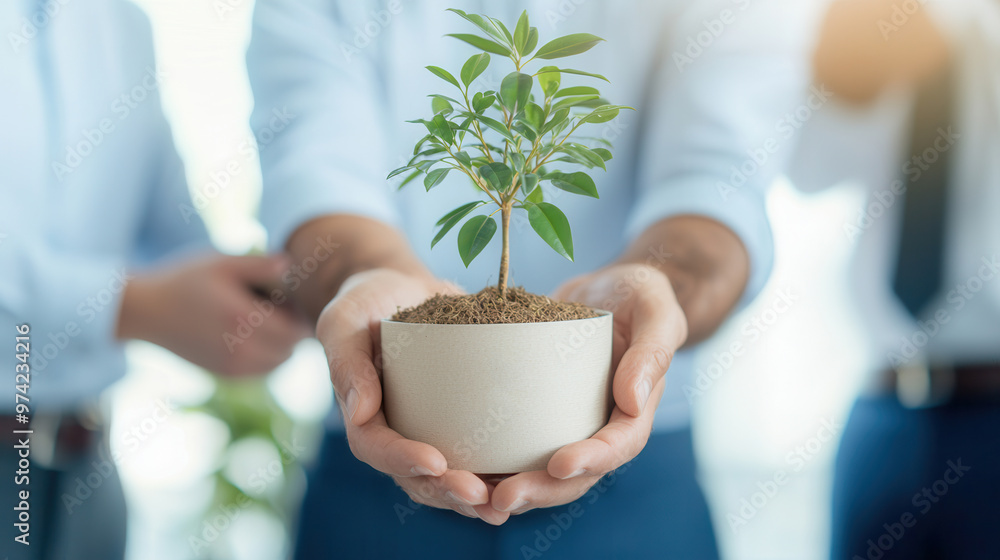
[111, 1, 875, 558]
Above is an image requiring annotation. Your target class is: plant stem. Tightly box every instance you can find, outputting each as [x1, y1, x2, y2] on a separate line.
[498, 204, 511, 298]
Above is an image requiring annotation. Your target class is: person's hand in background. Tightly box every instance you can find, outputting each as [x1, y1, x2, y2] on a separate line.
[315, 268, 510, 526]
[117, 254, 309, 376]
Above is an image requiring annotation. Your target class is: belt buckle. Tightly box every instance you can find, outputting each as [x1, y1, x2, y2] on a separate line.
[896, 363, 955, 409]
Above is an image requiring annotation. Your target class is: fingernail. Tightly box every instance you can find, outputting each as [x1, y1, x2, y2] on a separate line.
[346, 388, 359, 423]
[457, 505, 479, 519]
[561, 468, 588, 480]
[446, 491, 473, 506]
[636, 379, 652, 412]
[502, 498, 530, 513]
[411, 465, 436, 477]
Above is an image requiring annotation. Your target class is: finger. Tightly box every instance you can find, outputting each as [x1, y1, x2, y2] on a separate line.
[547, 377, 665, 480]
[245, 306, 309, 349]
[491, 470, 598, 514]
[222, 254, 291, 288]
[613, 289, 686, 417]
[318, 302, 382, 426]
[346, 411, 448, 479]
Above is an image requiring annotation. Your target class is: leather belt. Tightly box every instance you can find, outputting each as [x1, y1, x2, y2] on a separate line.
[872, 363, 1000, 408]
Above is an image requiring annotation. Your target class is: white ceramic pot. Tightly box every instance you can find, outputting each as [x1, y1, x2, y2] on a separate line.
[380, 312, 613, 474]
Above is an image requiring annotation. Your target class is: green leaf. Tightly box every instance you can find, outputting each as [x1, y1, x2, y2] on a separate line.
[484, 16, 514, 45]
[424, 167, 451, 191]
[387, 165, 413, 180]
[524, 185, 544, 204]
[432, 201, 486, 248]
[426, 66, 461, 90]
[457, 215, 497, 267]
[537, 66, 561, 97]
[524, 28, 539, 55]
[579, 105, 623, 124]
[453, 150, 473, 168]
[523, 103, 545, 131]
[541, 108, 570, 135]
[398, 169, 422, 190]
[545, 171, 599, 198]
[512, 123, 538, 143]
[474, 114, 515, 141]
[553, 95, 601, 112]
[592, 148, 613, 162]
[534, 33, 605, 60]
[536, 67, 609, 83]
[522, 173, 540, 196]
[472, 93, 496, 113]
[560, 144, 607, 170]
[431, 114, 454, 144]
[527, 202, 574, 261]
[513, 11, 530, 54]
[554, 86, 600, 98]
[461, 52, 491, 87]
[509, 152, 526, 173]
[446, 34, 512, 56]
[446, 9, 509, 44]
[478, 162, 513, 192]
[500, 72, 533, 114]
[431, 96, 453, 116]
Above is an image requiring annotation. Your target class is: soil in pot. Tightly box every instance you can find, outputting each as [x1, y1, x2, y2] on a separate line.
[391, 286, 599, 325]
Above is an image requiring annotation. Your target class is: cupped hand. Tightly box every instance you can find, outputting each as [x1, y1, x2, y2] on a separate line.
[490, 263, 688, 515]
[315, 268, 510, 525]
[118, 253, 310, 376]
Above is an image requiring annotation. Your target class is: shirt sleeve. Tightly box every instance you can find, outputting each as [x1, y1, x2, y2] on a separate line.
[247, 0, 401, 252]
[627, 0, 815, 306]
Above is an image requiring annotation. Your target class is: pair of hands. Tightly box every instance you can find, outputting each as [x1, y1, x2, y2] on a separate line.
[118, 254, 310, 376]
[317, 265, 688, 525]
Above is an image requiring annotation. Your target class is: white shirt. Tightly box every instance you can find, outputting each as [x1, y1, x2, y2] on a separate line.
[788, 0, 1000, 369]
[0, 0, 208, 412]
[248, 0, 817, 430]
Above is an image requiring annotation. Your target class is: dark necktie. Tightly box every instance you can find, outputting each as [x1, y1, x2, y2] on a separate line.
[891, 60, 957, 317]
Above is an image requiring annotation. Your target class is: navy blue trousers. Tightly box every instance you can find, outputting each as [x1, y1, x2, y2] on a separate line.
[831, 397, 1000, 560]
[294, 428, 719, 560]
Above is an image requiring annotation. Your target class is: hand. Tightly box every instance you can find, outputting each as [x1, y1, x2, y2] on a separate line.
[316, 268, 510, 525]
[117, 253, 309, 376]
[489, 263, 688, 515]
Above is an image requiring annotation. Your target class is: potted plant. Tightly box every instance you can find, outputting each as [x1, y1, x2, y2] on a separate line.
[381, 9, 631, 474]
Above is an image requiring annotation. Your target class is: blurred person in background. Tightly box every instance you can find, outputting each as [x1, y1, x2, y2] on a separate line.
[0, 1, 307, 558]
[793, 0, 1000, 557]
[247, 0, 817, 557]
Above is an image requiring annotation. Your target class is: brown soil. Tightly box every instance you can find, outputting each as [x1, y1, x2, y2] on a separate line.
[391, 286, 600, 324]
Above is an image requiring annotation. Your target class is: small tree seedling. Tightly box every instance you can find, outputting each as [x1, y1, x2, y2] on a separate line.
[388, 9, 632, 298]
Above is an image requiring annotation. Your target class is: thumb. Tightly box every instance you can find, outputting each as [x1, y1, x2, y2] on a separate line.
[222, 254, 291, 288]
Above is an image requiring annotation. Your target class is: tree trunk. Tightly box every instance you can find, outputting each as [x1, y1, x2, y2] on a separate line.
[498, 206, 511, 298]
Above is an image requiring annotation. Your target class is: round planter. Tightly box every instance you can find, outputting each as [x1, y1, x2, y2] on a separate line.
[380, 312, 613, 474]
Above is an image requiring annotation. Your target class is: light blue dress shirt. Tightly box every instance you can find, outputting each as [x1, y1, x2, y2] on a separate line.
[248, 0, 812, 430]
[0, 0, 209, 412]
